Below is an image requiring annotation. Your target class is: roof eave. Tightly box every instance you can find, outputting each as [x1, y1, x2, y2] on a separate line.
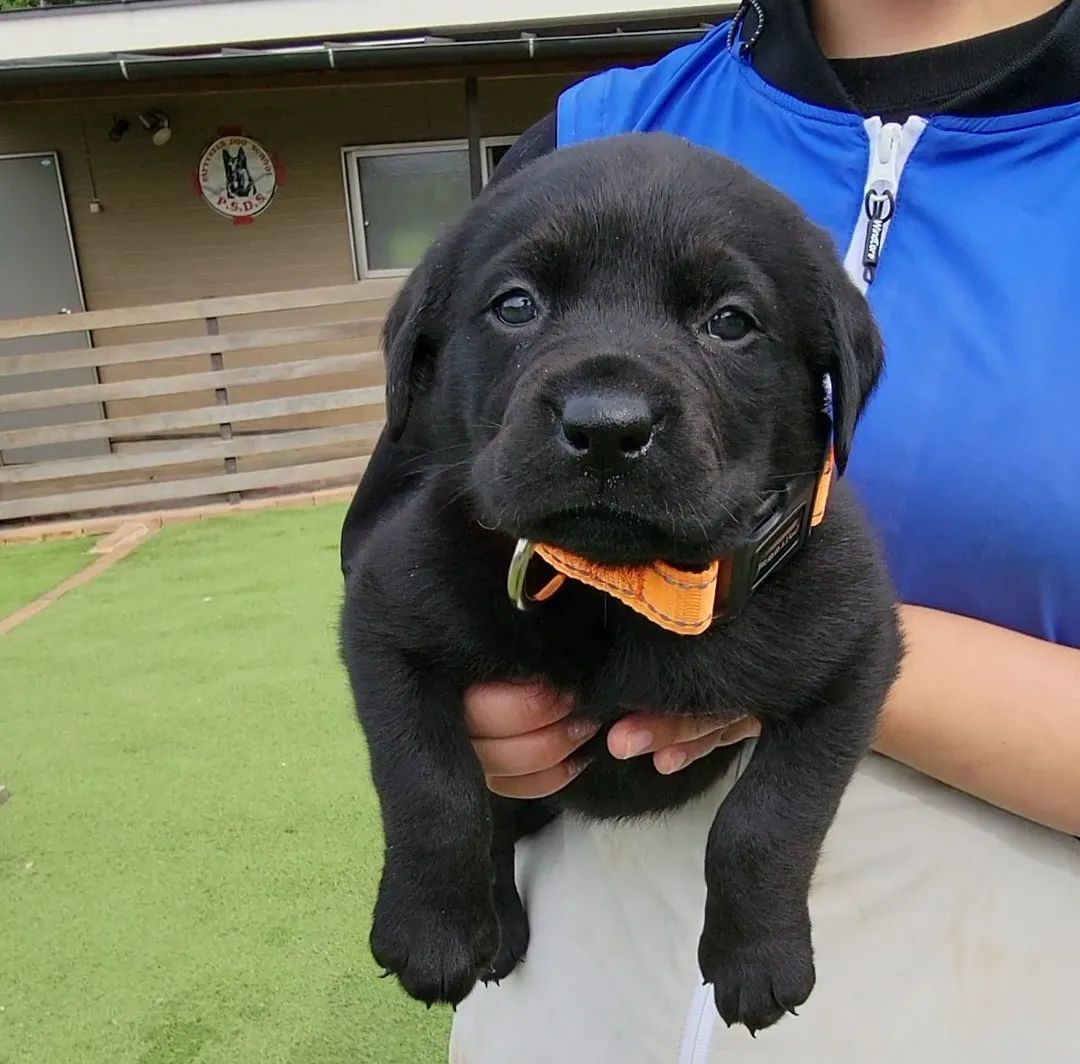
[0, 0, 728, 64]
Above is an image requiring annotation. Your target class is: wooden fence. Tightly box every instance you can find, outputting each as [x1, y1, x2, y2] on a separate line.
[0, 280, 402, 524]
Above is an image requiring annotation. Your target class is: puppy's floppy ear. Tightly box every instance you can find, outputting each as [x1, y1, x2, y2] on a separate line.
[819, 267, 885, 475]
[381, 240, 452, 441]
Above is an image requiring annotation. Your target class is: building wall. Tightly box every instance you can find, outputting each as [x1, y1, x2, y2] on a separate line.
[0, 66, 611, 508]
[0, 67, 587, 407]
[0, 70, 581, 310]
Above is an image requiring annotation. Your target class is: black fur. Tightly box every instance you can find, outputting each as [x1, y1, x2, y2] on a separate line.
[338, 133, 903, 1034]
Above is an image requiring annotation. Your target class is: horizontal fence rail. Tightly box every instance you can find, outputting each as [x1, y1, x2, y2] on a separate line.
[0, 280, 401, 524]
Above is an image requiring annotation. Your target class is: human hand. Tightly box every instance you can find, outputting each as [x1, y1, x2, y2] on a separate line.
[465, 680, 762, 799]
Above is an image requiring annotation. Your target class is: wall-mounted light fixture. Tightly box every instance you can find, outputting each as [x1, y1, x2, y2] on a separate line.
[138, 110, 172, 147]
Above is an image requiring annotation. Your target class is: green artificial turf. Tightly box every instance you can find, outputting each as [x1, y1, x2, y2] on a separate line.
[0, 535, 98, 619]
[0, 504, 451, 1064]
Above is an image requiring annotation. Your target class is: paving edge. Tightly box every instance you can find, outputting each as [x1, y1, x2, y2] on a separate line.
[0, 486, 354, 546]
[0, 522, 161, 636]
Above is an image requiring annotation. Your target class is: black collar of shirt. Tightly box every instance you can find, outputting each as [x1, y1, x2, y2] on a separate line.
[738, 0, 1080, 119]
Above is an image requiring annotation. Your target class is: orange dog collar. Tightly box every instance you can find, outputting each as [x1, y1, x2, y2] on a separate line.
[507, 445, 835, 636]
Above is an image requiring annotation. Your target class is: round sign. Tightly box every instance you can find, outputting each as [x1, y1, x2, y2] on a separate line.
[197, 135, 277, 220]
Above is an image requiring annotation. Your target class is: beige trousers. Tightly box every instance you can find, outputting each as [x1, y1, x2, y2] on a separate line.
[449, 746, 1080, 1064]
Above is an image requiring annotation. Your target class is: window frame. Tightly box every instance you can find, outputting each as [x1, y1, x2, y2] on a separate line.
[342, 135, 520, 280]
[480, 135, 518, 185]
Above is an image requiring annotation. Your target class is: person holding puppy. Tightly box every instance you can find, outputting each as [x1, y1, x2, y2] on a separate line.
[341, 0, 1080, 1060]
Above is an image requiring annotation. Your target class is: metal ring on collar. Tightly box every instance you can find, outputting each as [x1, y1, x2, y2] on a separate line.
[507, 539, 537, 611]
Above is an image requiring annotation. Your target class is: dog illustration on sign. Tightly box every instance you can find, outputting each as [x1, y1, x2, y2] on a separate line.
[223, 147, 257, 199]
[197, 134, 278, 222]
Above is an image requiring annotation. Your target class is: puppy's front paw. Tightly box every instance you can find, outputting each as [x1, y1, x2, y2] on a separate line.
[370, 886, 499, 1007]
[698, 920, 815, 1035]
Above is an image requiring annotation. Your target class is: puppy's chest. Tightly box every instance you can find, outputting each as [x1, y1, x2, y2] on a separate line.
[462, 584, 755, 720]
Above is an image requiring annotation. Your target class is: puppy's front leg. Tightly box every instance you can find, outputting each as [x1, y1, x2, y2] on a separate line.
[698, 659, 891, 1034]
[343, 641, 498, 1007]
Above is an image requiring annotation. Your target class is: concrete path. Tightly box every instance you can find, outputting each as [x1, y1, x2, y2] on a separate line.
[0, 521, 157, 637]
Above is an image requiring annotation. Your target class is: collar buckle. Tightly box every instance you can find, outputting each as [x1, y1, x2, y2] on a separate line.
[712, 470, 819, 624]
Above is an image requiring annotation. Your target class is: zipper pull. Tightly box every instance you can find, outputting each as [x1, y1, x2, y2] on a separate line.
[860, 123, 902, 285]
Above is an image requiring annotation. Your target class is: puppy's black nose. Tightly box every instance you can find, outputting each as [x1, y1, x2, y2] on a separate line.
[558, 393, 659, 465]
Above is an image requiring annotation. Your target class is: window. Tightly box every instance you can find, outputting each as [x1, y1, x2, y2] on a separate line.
[482, 138, 517, 184]
[344, 136, 520, 278]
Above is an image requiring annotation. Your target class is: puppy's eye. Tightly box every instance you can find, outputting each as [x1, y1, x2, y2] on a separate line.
[706, 308, 755, 342]
[492, 290, 538, 327]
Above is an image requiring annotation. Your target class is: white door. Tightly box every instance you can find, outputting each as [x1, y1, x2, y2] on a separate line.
[0, 152, 108, 465]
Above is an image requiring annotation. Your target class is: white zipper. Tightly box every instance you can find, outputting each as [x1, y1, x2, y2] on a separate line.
[842, 115, 928, 294]
[676, 982, 718, 1064]
[669, 122, 928, 1064]
[674, 739, 758, 1064]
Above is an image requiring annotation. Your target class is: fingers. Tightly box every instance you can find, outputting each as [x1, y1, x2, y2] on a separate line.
[486, 757, 591, 800]
[608, 713, 762, 773]
[482, 713, 760, 797]
[473, 715, 600, 779]
[465, 680, 597, 799]
[465, 681, 574, 739]
[607, 714, 724, 759]
[462, 680, 761, 800]
[652, 717, 763, 774]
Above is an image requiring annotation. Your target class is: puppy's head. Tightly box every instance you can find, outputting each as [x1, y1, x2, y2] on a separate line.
[382, 133, 883, 566]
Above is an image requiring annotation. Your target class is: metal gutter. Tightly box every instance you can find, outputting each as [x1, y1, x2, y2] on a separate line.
[0, 25, 720, 85]
[0, 0, 731, 64]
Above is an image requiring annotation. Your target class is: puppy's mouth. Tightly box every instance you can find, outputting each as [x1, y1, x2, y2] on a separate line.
[517, 506, 715, 569]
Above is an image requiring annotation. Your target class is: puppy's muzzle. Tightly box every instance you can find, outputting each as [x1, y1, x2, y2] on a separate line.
[557, 391, 662, 469]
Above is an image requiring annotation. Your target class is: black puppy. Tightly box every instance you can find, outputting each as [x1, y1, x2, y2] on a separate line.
[339, 132, 902, 1035]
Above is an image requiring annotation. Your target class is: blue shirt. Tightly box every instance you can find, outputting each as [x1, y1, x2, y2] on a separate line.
[556, 24, 1080, 648]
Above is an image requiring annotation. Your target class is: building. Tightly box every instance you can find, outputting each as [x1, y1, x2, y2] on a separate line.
[0, 0, 732, 524]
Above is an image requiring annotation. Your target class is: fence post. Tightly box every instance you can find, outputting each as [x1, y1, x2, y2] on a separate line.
[205, 314, 241, 505]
